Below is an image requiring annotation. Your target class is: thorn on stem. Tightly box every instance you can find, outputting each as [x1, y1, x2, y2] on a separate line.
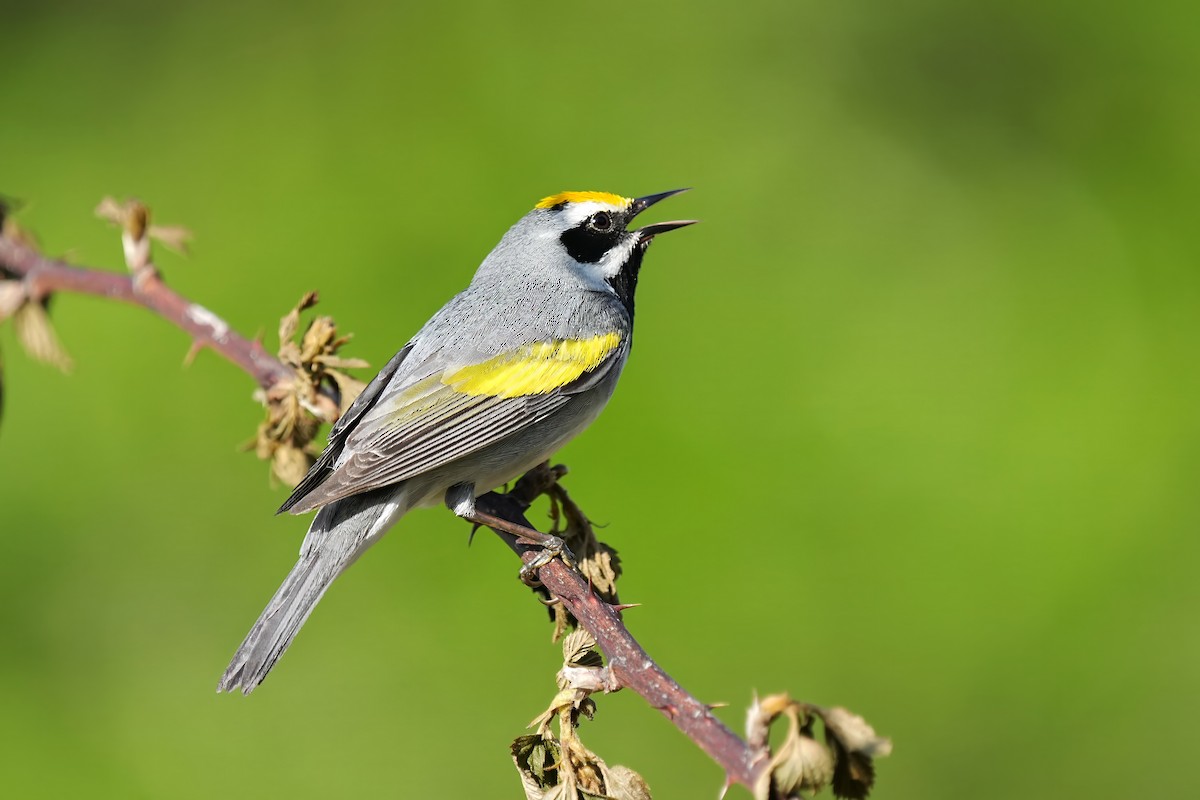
[183, 340, 204, 367]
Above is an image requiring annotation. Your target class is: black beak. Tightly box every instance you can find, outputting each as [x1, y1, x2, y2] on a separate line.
[630, 188, 698, 240]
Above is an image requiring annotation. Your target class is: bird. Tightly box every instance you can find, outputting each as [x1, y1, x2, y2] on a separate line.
[218, 189, 695, 694]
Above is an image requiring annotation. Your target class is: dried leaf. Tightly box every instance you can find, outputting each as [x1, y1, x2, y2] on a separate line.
[578, 696, 597, 722]
[829, 745, 875, 800]
[577, 543, 621, 604]
[562, 630, 602, 669]
[519, 672, 646, 799]
[529, 688, 585, 733]
[94, 196, 125, 226]
[816, 706, 890, 800]
[538, 481, 622, 639]
[325, 368, 367, 413]
[313, 354, 370, 370]
[0, 281, 26, 321]
[787, 734, 836, 797]
[148, 223, 193, 255]
[252, 293, 365, 486]
[513, 735, 627, 800]
[819, 707, 892, 758]
[1, 214, 39, 250]
[278, 292, 318, 345]
[758, 693, 796, 719]
[272, 443, 315, 488]
[759, 708, 834, 800]
[603, 766, 652, 800]
[95, 197, 149, 240]
[518, 732, 641, 800]
[299, 315, 340, 362]
[512, 735, 563, 800]
[749, 696, 889, 800]
[575, 756, 605, 797]
[549, 602, 571, 642]
[14, 301, 72, 372]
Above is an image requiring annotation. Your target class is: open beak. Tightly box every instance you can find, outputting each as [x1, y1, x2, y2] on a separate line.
[630, 188, 698, 240]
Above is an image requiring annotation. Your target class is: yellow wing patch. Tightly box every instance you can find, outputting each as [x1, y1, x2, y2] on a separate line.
[445, 333, 621, 398]
[535, 191, 632, 210]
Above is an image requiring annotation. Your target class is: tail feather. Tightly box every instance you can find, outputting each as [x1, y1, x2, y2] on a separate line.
[218, 486, 407, 694]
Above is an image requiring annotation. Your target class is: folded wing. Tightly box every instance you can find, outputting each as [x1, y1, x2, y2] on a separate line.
[281, 333, 624, 514]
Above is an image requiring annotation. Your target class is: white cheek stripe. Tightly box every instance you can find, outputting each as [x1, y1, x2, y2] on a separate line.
[596, 234, 640, 279]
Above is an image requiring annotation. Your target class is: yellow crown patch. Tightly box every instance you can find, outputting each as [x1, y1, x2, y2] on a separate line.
[535, 191, 632, 210]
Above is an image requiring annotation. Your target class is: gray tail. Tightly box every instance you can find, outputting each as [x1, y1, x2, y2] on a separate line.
[218, 486, 405, 695]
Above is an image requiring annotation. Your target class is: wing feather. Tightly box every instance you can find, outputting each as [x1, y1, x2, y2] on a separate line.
[336, 390, 566, 488]
[283, 334, 625, 512]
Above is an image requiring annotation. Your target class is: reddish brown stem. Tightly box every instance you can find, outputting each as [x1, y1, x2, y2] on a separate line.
[476, 487, 764, 791]
[0, 236, 290, 390]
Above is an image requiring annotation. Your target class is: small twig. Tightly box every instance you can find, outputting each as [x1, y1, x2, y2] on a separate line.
[0, 231, 290, 391]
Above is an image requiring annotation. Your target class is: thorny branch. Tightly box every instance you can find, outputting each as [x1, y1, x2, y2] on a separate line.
[0, 198, 890, 799]
[0, 199, 364, 485]
[0, 200, 290, 390]
[475, 469, 762, 789]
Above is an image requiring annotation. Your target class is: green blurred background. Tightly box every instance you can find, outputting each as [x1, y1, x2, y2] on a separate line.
[2, 1, 1196, 797]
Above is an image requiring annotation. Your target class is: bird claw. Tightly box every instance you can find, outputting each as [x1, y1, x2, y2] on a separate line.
[519, 533, 576, 585]
[460, 500, 576, 584]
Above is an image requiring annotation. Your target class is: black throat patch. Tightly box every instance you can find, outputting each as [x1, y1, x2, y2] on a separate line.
[606, 241, 648, 320]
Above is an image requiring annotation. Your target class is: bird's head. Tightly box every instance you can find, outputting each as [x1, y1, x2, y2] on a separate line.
[527, 189, 696, 315]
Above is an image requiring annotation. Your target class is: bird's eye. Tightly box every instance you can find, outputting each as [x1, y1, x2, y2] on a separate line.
[589, 212, 613, 232]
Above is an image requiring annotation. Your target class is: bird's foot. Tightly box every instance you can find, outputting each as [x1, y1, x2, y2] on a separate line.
[517, 532, 574, 585]
[462, 504, 577, 582]
[460, 486, 577, 580]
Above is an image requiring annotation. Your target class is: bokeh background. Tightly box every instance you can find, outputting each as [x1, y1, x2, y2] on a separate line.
[2, 1, 1196, 797]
